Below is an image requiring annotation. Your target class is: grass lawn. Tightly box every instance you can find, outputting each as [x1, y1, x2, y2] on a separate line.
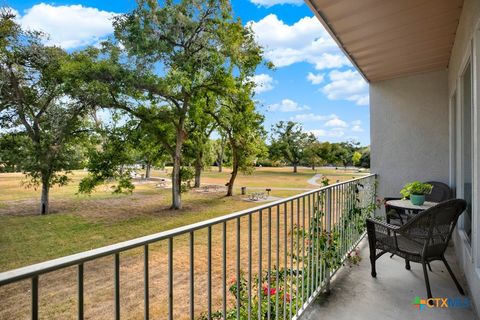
[0, 166, 367, 319]
[0, 166, 365, 271]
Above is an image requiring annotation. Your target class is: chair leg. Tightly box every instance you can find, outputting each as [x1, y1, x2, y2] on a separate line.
[441, 256, 465, 295]
[370, 255, 376, 277]
[422, 261, 432, 299]
[405, 259, 411, 270]
[427, 262, 432, 272]
[369, 247, 377, 277]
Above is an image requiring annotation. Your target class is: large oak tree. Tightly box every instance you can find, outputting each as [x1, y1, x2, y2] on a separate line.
[0, 11, 93, 214]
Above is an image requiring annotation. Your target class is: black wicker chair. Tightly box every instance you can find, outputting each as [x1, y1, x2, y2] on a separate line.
[425, 181, 453, 202]
[367, 199, 467, 298]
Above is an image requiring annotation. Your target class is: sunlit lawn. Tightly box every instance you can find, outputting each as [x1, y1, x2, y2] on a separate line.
[0, 166, 368, 319]
[0, 166, 365, 271]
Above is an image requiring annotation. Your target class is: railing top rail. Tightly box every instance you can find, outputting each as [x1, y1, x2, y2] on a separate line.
[0, 173, 375, 286]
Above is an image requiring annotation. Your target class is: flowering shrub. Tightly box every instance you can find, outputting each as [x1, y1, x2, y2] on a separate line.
[200, 269, 296, 320]
[346, 247, 362, 267]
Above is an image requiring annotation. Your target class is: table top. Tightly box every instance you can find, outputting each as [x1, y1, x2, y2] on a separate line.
[386, 199, 437, 211]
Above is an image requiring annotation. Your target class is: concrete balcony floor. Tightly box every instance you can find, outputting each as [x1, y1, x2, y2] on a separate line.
[302, 238, 478, 320]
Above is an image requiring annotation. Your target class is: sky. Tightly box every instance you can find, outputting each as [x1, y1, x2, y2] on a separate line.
[7, 0, 370, 145]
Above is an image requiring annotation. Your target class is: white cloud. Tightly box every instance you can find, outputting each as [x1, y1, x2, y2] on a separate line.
[291, 113, 337, 122]
[247, 15, 349, 69]
[268, 99, 309, 112]
[325, 118, 348, 128]
[351, 125, 364, 132]
[251, 74, 275, 93]
[16, 3, 116, 49]
[249, 0, 304, 7]
[350, 120, 364, 132]
[306, 72, 324, 85]
[309, 128, 345, 138]
[321, 69, 369, 106]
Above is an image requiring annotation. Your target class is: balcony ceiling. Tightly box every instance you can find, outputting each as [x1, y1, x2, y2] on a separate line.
[306, 0, 464, 82]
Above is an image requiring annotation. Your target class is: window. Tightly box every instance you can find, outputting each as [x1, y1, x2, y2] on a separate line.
[461, 60, 473, 244]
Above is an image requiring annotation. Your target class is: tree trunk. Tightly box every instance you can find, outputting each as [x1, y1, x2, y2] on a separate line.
[40, 178, 50, 215]
[171, 126, 185, 210]
[145, 161, 152, 179]
[194, 152, 202, 188]
[226, 142, 238, 196]
[227, 162, 238, 196]
[293, 163, 298, 173]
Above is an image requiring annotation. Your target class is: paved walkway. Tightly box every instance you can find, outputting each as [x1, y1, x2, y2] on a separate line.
[306, 173, 323, 186]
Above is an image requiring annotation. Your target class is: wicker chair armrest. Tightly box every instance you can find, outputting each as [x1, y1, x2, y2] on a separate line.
[366, 217, 400, 231]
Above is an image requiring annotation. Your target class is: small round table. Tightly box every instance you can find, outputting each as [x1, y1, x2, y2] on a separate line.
[386, 199, 437, 214]
[385, 199, 437, 226]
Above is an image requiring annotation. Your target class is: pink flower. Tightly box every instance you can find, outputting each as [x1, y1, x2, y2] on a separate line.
[263, 285, 276, 296]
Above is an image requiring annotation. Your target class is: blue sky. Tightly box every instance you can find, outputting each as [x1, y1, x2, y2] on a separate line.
[8, 0, 370, 145]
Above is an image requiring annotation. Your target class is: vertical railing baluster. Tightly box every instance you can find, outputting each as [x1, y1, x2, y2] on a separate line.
[338, 185, 342, 258]
[296, 198, 300, 314]
[289, 200, 294, 320]
[347, 183, 350, 254]
[207, 227, 212, 320]
[307, 195, 313, 302]
[345, 183, 348, 253]
[308, 194, 314, 297]
[267, 207, 272, 320]
[144, 245, 149, 320]
[32, 275, 38, 320]
[284, 202, 288, 320]
[344, 184, 347, 254]
[236, 218, 241, 320]
[78, 264, 84, 320]
[319, 191, 324, 287]
[190, 232, 194, 320]
[312, 192, 317, 291]
[313, 192, 322, 291]
[258, 210, 263, 320]
[311, 193, 316, 295]
[114, 253, 120, 320]
[168, 238, 173, 320]
[325, 188, 332, 293]
[248, 214, 252, 320]
[222, 222, 227, 320]
[275, 205, 280, 320]
[301, 196, 305, 306]
[347, 184, 350, 254]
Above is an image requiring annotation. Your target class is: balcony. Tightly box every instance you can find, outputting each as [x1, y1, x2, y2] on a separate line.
[0, 175, 477, 319]
[302, 240, 476, 320]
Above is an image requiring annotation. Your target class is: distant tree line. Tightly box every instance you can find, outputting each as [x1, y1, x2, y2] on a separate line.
[0, 3, 369, 215]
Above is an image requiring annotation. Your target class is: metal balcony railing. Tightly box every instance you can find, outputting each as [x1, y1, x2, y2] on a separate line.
[0, 174, 377, 320]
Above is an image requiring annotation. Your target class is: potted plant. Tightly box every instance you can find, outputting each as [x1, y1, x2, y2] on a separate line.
[400, 181, 433, 205]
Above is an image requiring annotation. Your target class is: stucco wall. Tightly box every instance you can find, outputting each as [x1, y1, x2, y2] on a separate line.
[370, 70, 449, 200]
